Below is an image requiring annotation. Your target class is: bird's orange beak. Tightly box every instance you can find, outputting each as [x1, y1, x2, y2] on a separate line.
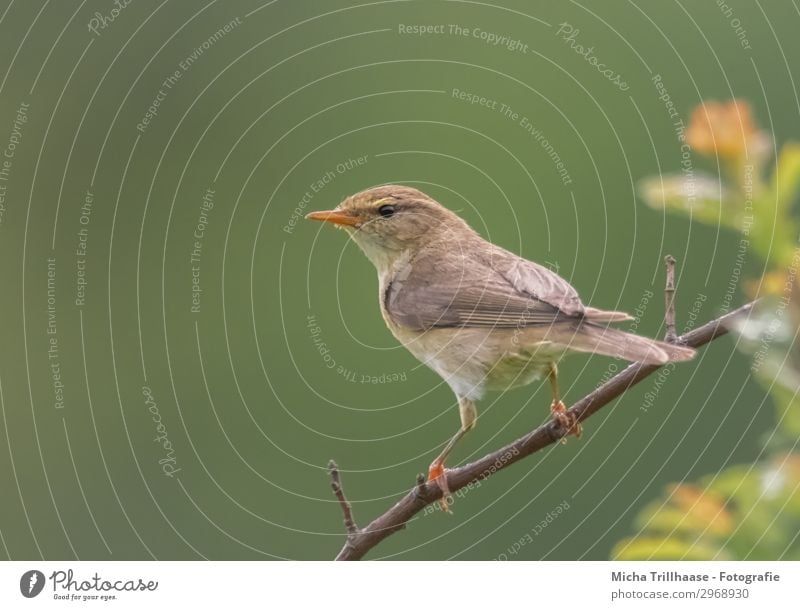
[305, 209, 361, 228]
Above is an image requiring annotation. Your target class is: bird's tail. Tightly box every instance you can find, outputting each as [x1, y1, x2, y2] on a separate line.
[583, 307, 634, 323]
[565, 322, 695, 365]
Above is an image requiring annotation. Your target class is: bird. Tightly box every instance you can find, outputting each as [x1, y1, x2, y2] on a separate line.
[306, 185, 694, 509]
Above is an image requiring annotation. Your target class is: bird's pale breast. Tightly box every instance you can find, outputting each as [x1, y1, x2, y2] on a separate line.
[384, 317, 565, 400]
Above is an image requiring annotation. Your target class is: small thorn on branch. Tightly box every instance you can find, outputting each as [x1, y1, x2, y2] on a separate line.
[664, 255, 678, 343]
[413, 473, 427, 500]
[328, 460, 358, 536]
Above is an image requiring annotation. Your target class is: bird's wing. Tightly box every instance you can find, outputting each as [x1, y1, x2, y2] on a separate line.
[385, 248, 584, 331]
[494, 254, 585, 316]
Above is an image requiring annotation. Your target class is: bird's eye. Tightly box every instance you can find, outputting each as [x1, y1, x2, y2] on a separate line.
[378, 204, 396, 218]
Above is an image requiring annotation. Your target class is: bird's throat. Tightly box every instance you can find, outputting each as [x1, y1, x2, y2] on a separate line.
[351, 234, 409, 276]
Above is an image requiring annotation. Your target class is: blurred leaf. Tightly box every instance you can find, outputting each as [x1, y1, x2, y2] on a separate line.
[670, 484, 734, 535]
[613, 537, 725, 561]
[613, 454, 800, 560]
[638, 172, 734, 227]
[686, 100, 768, 164]
[728, 296, 800, 442]
[752, 143, 800, 266]
[771, 143, 800, 217]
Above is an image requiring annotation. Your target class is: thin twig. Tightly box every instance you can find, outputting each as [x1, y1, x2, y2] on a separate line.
[664, 255, 678, 343]
[329, 258, 757, 560]
[328, 460, 358, 536]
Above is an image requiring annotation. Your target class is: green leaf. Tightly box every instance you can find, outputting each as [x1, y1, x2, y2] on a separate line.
[771, 143, 800, 217]
[613, 455, 800, 560]
[638, 173, 737, 229]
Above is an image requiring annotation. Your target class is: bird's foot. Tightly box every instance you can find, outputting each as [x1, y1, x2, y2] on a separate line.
[550, 400, 582, 443]
[428, 461, 453, 513]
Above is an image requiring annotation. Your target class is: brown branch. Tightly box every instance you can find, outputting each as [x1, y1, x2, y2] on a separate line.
[330, 258, 758, 560]
[664, 255, 678, 343]
[328, 460, 358, 536]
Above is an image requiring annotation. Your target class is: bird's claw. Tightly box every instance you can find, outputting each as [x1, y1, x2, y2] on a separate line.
[428, 462, 453, 513]
[550, 400, 582, 442]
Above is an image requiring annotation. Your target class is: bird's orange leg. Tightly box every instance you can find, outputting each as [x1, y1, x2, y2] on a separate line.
[428, 397, 477, 513]
[548, 363, 582, 441]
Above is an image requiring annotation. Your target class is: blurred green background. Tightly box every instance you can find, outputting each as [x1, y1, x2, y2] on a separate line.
[0, 0, 795, 560]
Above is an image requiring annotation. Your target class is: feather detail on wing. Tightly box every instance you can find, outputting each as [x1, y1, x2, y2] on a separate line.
[384, 247, 582, 331]
[582, 307, 634, 322]
[498, 257, 585, 316]
[561, 323, 695, 364]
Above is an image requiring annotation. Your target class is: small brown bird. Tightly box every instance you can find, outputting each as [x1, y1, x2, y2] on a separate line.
[307, 185, 693, 507]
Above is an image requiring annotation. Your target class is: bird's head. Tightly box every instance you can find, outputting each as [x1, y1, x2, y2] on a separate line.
[306, 185, 473, 271]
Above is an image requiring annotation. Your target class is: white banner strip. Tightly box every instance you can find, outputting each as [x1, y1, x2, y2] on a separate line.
[1, 561, 796, 608]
